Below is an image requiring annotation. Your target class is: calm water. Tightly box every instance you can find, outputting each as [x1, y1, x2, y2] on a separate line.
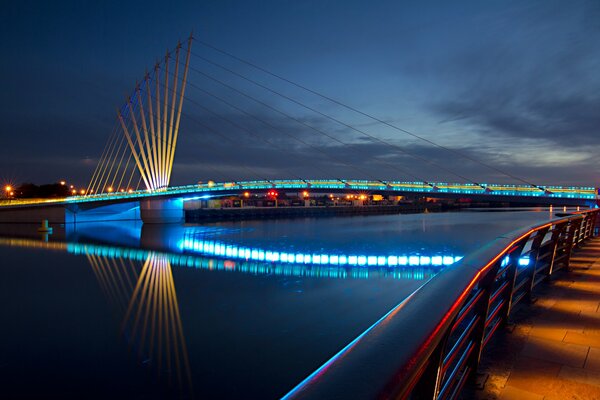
[0, 209, 557, 399]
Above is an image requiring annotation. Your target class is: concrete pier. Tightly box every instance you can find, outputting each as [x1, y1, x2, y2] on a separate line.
[139, 198, 184, 224]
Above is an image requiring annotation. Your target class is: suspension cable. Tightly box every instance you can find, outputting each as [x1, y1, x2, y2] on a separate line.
[194, 41, 546, 191]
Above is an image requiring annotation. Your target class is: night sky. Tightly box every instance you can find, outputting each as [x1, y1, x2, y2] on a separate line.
[1, 0, 599, 188]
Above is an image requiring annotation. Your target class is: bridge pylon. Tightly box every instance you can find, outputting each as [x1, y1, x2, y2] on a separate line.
[87, 35, 193, 195]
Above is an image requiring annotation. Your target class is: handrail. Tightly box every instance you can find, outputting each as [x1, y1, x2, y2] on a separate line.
[283, 209, 599, 400]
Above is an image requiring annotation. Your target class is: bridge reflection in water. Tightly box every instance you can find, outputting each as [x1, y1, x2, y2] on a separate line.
[87, 252, 193, 396]
[0, 222, 457, 396]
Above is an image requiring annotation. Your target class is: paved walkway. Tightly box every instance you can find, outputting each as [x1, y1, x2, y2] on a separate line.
[465, 237, 600, 400]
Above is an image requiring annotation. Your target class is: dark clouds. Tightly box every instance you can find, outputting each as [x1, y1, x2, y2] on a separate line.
[1, 0, 599, 188]
[432, 94, 600, 148]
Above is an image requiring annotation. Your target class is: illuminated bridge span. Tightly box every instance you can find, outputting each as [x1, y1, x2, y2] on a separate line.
[1, 179, 597, 208]
[0, 178, 595, 224]
[71, 178, 597, 203]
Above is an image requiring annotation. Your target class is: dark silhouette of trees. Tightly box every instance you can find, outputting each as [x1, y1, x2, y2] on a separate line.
[14, 183, 71, 198]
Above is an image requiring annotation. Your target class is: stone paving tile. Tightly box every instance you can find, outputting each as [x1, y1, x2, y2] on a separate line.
[528, 325, 568, 341]
[521, 336, 588, 368]
[533, 297, 558, 309]
[579, 311, 600, 331]
[498, 385, 543, 400]
[535, 312, 586, 332]
[549, 299, 600, 313]
[503, 356, 561, 396]
[564, 331, 600, 348]
[585, 347, 600, 371]
[571, 281, 600, 293]
[558, 365, 600, 388]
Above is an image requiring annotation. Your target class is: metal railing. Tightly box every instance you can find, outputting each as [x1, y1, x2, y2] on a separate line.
[283, 208, 599, 400]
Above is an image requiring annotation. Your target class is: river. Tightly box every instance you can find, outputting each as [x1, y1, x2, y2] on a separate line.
[0, 208, 559, 399]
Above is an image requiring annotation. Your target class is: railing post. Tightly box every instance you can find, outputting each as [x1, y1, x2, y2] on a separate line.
[547, 221, 567, 275]
[501, 241, 528, 322]
[577, 217, 586, 244]
[466, 262, 499, 376]
[526, 228, 549, 302]
[409, 333, 448, 400]
[585, 211, 598, 239]
[564, 218, 582, 271]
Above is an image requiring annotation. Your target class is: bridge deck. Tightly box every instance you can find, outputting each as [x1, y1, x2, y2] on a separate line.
[0, 180, 596, 210]
[467, 238, 600, 399]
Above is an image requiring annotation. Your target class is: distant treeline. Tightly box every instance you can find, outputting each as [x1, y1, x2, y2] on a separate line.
[12, 183, 71, 198]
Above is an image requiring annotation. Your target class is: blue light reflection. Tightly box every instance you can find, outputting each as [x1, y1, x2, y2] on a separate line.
[178, 235, 462, 269]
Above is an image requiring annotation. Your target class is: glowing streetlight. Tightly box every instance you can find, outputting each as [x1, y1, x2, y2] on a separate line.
[60, 181, 66, 186]
[107, 187, 113, 193]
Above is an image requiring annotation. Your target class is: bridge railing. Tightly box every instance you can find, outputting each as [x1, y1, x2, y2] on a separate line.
[283, 208, 599, 400]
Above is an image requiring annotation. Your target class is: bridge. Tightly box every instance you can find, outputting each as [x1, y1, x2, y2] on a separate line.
[2, 34, 598, 223]
[0, 178, 597, 223]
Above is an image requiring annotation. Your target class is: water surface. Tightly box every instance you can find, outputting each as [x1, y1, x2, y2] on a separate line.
[0, 208, 557, 398]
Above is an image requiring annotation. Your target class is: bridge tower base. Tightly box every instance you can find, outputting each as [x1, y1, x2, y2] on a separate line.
[140, 198, 184, 224]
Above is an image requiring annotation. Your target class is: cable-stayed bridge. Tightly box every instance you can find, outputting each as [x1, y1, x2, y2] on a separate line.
[1, 34, 598, 223]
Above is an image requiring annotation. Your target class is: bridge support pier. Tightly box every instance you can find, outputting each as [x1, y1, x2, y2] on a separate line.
[140, 198, 184, 224]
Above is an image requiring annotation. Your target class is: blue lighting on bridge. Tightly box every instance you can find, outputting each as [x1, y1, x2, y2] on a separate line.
[64, 179, 598, 205]
[182, 195, 212, 201]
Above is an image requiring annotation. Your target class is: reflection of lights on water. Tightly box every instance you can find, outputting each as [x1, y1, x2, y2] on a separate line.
[177, 235, 464, 269]
[67, 243, 436, 280]
[87, 252, 193, 396]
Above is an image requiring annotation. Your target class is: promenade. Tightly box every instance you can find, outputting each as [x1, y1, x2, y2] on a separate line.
[466, 237, 600, 399]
